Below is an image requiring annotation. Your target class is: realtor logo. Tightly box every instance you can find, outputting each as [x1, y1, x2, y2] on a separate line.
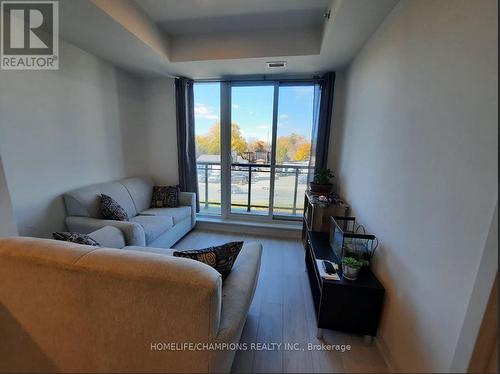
[1, 1, 59, 70]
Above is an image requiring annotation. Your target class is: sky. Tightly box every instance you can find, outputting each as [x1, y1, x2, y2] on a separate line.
[193, 83, 315, 143]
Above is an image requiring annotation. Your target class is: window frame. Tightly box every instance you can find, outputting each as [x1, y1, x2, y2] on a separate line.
[194, 78, 318, 222]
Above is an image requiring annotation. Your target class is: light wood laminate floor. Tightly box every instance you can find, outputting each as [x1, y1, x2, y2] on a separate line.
[174, 229, 390, 373]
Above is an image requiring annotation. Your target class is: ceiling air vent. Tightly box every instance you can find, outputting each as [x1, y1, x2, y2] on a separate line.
[267, 61, 286, 69]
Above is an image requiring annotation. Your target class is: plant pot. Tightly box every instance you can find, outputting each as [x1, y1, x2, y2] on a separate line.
[342, 265, 361, 280]
[309, 182, 333, 194]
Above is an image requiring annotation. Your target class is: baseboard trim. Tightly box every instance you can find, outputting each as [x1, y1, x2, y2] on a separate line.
[196, 217, 302, 239]
[375, 335, 398, 373]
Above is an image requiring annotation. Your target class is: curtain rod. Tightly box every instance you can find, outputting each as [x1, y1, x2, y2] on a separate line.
[192, 76, 323, 83]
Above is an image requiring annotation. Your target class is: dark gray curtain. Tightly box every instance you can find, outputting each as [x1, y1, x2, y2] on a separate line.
[309, 72, 336, 179]
[175, 77, 199, 212]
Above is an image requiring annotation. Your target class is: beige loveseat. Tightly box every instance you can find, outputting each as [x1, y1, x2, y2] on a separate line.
[0, 237, 262, 373]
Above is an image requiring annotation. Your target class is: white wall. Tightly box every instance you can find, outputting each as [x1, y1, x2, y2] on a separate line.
[329, 0, 498, 372]
[0, 154, 18, 237]
[141, 77, 179, 185]
[451, 203, 498, 371]
[0, 40, 148, 237]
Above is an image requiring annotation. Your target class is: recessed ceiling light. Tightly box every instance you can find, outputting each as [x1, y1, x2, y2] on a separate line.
[267, 61, 287, 69]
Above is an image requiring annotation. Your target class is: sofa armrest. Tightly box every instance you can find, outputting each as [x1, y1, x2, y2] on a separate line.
[66, 216, 146, 246]
[88, 226, 126, 249]
[179, 192, 196, 227]
[209, 242, 262, 373]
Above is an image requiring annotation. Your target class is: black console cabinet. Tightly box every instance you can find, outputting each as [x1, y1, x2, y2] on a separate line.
[304, 230, 385, 338]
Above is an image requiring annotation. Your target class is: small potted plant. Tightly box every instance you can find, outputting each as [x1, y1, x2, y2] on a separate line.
[309, 168, 335, 194]
[341, 257, 369, 281]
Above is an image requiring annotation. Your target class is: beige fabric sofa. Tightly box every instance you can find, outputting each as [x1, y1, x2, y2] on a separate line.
[64, 176, 196, 248]
[0, 237, 262, 373]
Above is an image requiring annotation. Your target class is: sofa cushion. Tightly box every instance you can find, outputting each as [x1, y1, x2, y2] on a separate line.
[173, 241, 243, 280]
[120, 176, 154, 213]
[140, 206, 191, 225]
[151, 185, 180, 208]
[129, 215, 173, 244]
[52, 232, 100, 246]
[101, 194, 129, 221]
[123, 246, 175, 256]
[64, 181, 137, 219]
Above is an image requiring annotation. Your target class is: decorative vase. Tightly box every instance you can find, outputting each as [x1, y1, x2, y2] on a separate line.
[342, 265, 361, 280]
[309, 182, 333, 194]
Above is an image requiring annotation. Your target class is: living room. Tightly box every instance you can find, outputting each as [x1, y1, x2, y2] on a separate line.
[0, 0, 498, 373]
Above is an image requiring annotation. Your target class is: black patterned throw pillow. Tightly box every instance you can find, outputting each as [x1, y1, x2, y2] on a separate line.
[151, 185, 180, 208]
[101, 194, 129, 221]
[53, 232, 100, 246]
[173, 241, 244, 280]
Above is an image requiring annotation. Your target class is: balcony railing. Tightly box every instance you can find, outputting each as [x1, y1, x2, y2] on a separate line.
[196, 161, 312, 216]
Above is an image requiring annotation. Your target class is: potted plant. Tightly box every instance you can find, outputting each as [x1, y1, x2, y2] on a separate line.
[341, 257, 369, 281]
[309, 168, 335, 194]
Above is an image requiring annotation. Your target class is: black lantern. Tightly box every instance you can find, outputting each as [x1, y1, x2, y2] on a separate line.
[329, 216, 378, 265]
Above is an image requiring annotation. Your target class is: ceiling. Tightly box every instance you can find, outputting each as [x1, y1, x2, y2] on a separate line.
[135, 0, 330, 22]
[135, 0, 330, 35]
[59, 0, 399, 79]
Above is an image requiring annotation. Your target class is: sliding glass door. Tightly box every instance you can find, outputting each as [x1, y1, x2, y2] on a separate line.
[230, 84, 275, 215]
[194, 81, 316, 220]
[194, 83, 221, 214]
[273, 84, 315, 217]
